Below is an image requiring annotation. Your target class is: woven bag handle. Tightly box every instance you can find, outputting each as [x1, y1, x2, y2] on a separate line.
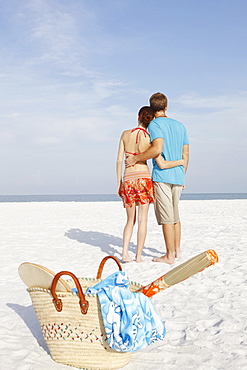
[96, 256, 122, 279]
[51, 271, 89, 315]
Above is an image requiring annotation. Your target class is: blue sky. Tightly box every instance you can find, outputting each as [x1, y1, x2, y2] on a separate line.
[0, 0, 246, 194]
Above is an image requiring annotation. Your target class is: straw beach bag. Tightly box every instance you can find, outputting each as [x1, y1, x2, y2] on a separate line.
[27, 256, 142, 370]
[21, 250, 218, 369]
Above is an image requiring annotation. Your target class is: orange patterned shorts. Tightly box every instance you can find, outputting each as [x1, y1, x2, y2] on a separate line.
[120, 171, 154, 208]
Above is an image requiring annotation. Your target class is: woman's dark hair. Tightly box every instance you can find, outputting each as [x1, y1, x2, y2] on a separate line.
[138, 106, 154, 129]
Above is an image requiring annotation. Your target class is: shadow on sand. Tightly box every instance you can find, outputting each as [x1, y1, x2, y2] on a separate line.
[7, 303, 49, 354]
[65, 228, 160, 258]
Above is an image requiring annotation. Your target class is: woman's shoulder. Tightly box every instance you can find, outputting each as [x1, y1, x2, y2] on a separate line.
[121, 128, 133, 137]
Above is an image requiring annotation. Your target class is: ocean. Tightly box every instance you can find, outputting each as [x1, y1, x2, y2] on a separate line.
[0, 193, 247, 202]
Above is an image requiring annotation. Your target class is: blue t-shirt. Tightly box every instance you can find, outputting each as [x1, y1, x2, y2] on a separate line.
[148, 117, 189, 185]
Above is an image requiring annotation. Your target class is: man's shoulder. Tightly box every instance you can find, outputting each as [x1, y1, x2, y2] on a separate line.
[167, 117, 187, 129]
[166, 117, 182, 124]
[149, 118, 163, 127]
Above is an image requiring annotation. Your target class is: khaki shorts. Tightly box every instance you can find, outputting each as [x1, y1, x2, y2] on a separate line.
[153, 182, 182, 225]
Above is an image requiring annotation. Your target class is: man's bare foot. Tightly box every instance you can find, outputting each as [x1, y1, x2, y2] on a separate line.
[175, 250, 181, 259]
[152, 255, 175, 264]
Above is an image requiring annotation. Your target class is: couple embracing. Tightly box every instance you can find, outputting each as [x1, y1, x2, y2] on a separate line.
[116, 92, 189, 264]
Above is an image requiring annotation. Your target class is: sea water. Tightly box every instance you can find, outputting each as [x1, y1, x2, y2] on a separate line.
[0, 193, 246, 202]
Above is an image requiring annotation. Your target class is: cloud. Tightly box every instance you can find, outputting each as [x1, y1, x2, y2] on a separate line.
[174, 91, 247, 111]
[172, 91, 247, 149]
[2, 112, 22, 119]
[92, 80, 126, 99]
[170, 91, 247, 192]
[6, 0, 143, 80]
[33, 136, 62, 146]
[2, 1, 95, 77]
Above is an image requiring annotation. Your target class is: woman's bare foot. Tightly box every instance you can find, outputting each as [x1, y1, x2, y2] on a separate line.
[175, 250, 181, 259]
[135, 255, 143, 263]
[122, 256, 133, 263]
[152, 255, 175, 264]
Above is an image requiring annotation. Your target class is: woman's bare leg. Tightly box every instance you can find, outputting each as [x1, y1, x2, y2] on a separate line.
[136, 203, 149, 262]
[122, 204, 136, 261]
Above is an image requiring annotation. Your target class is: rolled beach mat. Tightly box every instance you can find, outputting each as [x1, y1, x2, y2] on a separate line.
[138, 249, 218, 297]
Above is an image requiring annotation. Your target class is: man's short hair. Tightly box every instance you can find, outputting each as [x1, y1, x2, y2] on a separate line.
[149, 92, 168, 112]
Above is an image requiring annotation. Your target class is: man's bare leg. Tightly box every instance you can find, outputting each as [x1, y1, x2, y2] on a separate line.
[152, 223, 176, 264]
[174, 221, 181, 259]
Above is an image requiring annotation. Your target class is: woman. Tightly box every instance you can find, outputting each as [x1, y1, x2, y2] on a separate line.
[116, 106, 183, 262]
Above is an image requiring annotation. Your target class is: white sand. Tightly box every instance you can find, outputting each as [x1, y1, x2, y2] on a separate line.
[0, 199, 246, 370]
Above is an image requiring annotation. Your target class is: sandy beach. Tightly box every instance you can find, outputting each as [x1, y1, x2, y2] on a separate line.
[0, 199, 246, 370]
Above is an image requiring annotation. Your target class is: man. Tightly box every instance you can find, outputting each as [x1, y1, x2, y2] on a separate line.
[126, 92, 189, 264]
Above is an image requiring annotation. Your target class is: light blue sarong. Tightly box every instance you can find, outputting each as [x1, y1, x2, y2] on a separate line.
[87, 271, 166, 352]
